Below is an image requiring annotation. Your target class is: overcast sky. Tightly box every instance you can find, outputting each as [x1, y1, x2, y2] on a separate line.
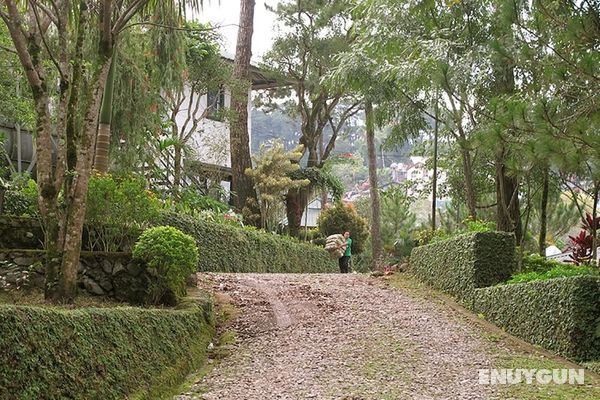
[190, 1, 279, 61]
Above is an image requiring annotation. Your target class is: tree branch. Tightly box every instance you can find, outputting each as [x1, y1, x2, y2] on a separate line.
[119, 21, 230, 34]
[0, 43, 17, 54]
[112, 0, 147, 36]
[3, 0, 43, 93]
[29, 1, 63, 76]
[320, 101, 361, 165]
[31, 0, 58, 26]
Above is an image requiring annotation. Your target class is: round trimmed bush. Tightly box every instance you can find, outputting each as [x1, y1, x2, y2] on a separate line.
[133, 226, 198, 305]
[317, 202, 369, 254]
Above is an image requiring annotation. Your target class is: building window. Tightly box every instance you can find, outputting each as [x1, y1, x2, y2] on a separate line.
[207, 88, 226, 121]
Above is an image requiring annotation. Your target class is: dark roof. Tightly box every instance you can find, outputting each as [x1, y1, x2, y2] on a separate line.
[220, 55, 290, 90]
[186, 160, 232, 180]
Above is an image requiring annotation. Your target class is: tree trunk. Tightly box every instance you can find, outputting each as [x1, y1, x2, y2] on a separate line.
[592, 182, 599, 267]
[230, 0, 258, 219]
[286, 187, 308, 237]
[495, 151, 523, 244]
[319, 133, 328, 209]
[538, 165, 549, 256]
[365, 101, 382, 270]
[432, 92, 439, 230]
[0, 186, 4, 214]
[45, 58, 112, 302]
[173, 144, 182, 196]
[93, 55, 116, 173]
[461, 148, 477, 219]
[492, 3, 522, 245]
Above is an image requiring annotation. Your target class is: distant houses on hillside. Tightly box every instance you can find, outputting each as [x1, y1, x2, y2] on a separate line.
[343, 156, 448, 203]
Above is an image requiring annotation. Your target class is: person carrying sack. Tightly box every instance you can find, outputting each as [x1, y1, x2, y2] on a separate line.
[338, 231, 352, 273]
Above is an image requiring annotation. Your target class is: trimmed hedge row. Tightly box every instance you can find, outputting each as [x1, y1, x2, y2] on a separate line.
[0, 303, 214, 400]
[158, 212, 337, 273]
[473, 276, 600, 361]
[410, 231, 516, 300]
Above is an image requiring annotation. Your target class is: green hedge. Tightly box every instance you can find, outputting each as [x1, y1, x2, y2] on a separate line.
[158, 212, 337, 273]
[473, 276, 600, 361]
[409, 231, 516, 300]
[0, 303, 214, 400]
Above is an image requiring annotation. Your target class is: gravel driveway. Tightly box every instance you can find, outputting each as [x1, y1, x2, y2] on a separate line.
[176, 273, 501, 400]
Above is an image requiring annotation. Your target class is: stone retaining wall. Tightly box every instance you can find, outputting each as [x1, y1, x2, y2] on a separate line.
[0, 216, 44, 249]
[0, 250, 149, 304]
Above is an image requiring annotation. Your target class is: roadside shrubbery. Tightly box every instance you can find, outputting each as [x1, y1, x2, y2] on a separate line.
[410, 231, 600, 361]
[473, 275, 600, 361]
[506, 263, 598, 285]
[86, 173, 160, 252]
[414, 217, 495, 247]
[157, 211, 336, 273]
[410, 231, 516, 301]
[0, 303, 214, 400]
[133, 226, 198, 305]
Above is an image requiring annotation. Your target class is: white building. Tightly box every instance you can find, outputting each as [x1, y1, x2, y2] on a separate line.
[170, 56, 279, 195]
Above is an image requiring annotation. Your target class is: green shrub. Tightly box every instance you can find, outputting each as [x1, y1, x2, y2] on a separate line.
[0, 303, 214, 400]
[410, 231, 516, 301]
[317, 202, 369, 254]
[133, 226, 198, 304]
[473, 276, 600, 361]
[506, 263, 598, 284]
[157, 211, 336, 273]
[166, 187, 229, 215]
[414, 228, 441, 246]
[2, 178, 38, 217]
[462, 217, 495, 233]
[415, 218, 495, 247]
[521, 253, 565, 273]
[86, 173, 160, 252]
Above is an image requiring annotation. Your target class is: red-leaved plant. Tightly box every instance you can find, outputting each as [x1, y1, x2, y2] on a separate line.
[568, 213, 600, 265]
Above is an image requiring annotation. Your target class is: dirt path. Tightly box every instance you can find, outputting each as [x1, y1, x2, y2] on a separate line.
[176, 273, 503, 400]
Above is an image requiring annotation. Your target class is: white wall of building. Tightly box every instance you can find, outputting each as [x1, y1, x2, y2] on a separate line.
[174, 85, 253, 169]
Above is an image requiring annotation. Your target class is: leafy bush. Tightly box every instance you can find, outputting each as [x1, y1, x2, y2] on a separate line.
[166, 187, 229, 215]
[414, 228, 440, 246]
[0, 303, 214, 400]
[473, 276, 600, 361]
[156, 211, 336, 273]
[410, 231, 516, 301]
[521, 253, 565, 273]
[133, 226, 198, 304]
[506, 263, 598, 284]
[462, 216, 495, 233]
[2, 177, 38, 217]
[415, 217, 495, 247]
[86, 174, 160, 252]
[317, 202, 369, 254]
